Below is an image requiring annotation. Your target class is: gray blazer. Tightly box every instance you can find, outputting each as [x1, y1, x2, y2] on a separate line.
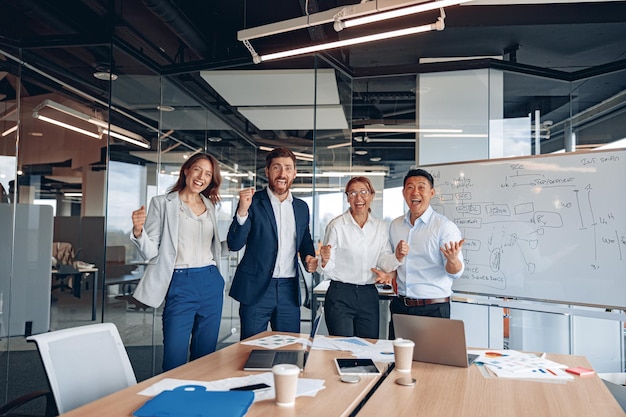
[130, 191, 224, 307]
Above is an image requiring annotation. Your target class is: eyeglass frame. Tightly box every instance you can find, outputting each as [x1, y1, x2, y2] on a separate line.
[346, 189, 371, 199]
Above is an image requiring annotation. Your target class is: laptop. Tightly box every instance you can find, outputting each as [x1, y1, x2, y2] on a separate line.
[243, 307, 324, 371]
[392, 314, 479, 368]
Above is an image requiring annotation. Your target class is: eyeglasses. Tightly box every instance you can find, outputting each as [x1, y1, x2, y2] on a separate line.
[346, 189, 370, 198]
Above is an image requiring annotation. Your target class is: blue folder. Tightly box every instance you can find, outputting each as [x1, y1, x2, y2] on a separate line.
[133, 385, 254, 417]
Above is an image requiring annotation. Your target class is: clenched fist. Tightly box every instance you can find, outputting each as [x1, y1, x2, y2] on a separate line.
[131, 205, 146, 238]
[319, 244, 331, 267]
[237, 187, 255, 217]
[395, 239, 409, 261]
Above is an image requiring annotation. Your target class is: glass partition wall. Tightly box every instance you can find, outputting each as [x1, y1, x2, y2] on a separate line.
[1, 43, 625, 408]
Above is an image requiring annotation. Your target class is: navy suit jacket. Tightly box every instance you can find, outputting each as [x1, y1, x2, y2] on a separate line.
[227, 188, 315, 305]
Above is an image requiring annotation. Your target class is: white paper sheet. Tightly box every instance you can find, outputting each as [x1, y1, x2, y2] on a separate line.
[137, 373, 325, 402]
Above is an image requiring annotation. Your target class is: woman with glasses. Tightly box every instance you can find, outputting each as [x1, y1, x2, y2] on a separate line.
[318, 176, 400, 338]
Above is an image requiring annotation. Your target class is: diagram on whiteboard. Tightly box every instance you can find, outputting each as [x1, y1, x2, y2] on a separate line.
[425, 150, 626, 307]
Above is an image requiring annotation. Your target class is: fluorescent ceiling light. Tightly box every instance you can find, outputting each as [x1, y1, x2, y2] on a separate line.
[32, 99, 150, 149]
[34, 114, 101, 139]
[238, 1, 466, 63]
[104, 129, 151, 149]
[63, 192, 83, 197]
[259, 146, 314, 162]
[249, 21, 442, 63]
[1, 125, 17, 137]
[334, 0, 473, 31]
[223, 172, 255, 178]
[326, 171, 387, 177]
[291, 187, 343, 193]
[423, 133, 488, 138]
[297, 170, 387, 178]
[352, 125, 462, 133]
[327, 142, 352, 149]
[362, 137, 416, 143]
[238, 0, 463, 41]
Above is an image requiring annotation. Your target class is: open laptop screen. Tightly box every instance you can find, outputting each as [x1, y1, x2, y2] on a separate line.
[392, 314, 477, 368]
[243, 306, 324, 371]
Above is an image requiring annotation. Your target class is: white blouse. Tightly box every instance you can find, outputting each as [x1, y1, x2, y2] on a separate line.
[318, 210, 395, 285]
[174, 198, 216, 268]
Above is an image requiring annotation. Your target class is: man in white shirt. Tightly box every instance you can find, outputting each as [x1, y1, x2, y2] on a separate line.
[227, 147, 318, 340]
[388, 168, 465, 338]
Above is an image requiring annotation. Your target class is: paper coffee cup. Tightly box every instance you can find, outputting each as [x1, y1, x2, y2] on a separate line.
[393, 338, 415, 372]
[272, 364, 300, 406]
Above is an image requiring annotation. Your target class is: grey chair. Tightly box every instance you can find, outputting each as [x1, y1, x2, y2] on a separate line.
[0, 323, 137, 416]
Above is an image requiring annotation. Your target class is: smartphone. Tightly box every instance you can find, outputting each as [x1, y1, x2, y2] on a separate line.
[334, 358, 381, 375]
[230, 383, 271, 392]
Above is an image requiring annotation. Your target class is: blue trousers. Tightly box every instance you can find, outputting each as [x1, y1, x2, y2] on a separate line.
[239, 278, 300, 340]
[162, 265, 224, 371]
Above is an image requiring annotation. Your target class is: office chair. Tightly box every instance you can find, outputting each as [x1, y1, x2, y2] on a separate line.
[1, 323, 137, 416]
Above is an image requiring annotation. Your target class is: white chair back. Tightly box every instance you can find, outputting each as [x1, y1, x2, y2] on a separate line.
[27, 322, 137, 414]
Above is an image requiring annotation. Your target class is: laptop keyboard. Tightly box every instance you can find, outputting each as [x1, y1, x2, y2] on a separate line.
[273, 351, 300, 365]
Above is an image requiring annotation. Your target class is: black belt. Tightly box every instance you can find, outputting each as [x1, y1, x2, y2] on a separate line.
[399, 295, 450, 307]
[330, 281, 375, 289]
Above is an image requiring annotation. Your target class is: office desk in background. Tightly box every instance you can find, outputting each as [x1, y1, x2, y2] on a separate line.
[51, 266, 98, 321]
[58, 331, 387, 417]
[357, 353, 626, 417]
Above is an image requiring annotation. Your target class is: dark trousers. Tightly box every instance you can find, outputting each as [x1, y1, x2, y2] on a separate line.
[388, 297, 450, 340]
[325, 281, 379, 339]
[162, 265, 224, 371]
[239, 277, 300, 340]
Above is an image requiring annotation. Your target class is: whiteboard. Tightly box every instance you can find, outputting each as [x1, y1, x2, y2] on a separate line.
[423, 149, 626, 308]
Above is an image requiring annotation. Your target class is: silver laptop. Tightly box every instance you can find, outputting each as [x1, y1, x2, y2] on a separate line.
[243, 307, 324, 371]
[392, 314, 478, 368]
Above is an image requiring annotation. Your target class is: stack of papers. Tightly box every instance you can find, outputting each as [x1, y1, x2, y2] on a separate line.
[471, 350, 574, 383]
[240, 333, 396, 363]
[313, 336, 395, 363]
[138, 373, 325, 402]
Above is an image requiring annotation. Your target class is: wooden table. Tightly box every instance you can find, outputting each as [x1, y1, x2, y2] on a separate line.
[355, 353, 626, 417]
[59, 331, 388, 417]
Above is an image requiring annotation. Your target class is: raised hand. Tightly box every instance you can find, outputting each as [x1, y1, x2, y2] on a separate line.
[131, 205, 146, 238]
[304, 255, 318, 273]
[319, 244, 331, 267]
[440, 239, 465, 261]
[237, 187, 255, 216]
[395, 239, 409, 261]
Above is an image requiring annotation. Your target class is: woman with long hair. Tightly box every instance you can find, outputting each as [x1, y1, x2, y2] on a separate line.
[130, 152, 225, 371]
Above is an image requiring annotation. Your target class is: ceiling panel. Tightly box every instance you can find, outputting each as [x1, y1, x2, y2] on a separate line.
[238, 105, 349, 130]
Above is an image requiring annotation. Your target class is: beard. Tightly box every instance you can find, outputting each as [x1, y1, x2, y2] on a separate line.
[268, 176, 293, 196]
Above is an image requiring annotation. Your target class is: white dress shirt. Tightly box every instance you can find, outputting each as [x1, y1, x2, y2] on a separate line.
[267, 188, 297, 278]
[235, 188, 298, 278]
[318, 210, 396, 285]
[389, 205, 464, 299]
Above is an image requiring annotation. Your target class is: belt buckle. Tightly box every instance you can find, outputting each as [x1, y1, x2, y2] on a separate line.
[403, 296, 416, 307]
